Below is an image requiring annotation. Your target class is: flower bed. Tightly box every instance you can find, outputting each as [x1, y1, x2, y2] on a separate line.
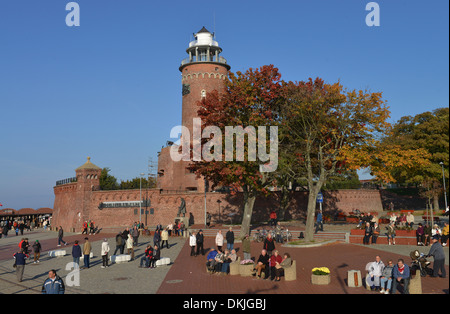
[311, 267, 331, 285]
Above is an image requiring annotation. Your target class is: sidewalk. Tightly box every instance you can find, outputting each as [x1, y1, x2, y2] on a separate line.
[157, 238, 449, 294]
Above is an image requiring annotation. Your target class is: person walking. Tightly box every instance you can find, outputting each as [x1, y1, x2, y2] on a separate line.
[131, 226, 139, 246]
[101, 238, 110, 268]
[72, 240, 82, 266]
[426, 235, 446, 278]
[226, 227, 235, 251]
[126, 233, 135, 261]
[315, 211, 323, 233]
[57, 226, 67, 246]
[215, 230, 224, 252]
[153, 229, 161, 249]
[41, 269, 65, 294]
[32, 240, 42, 264]
[82, 237, 91, 269]
[81, 221, 88, 235]
[190, 232, 197, 256]
[196, 230, 205, 256]
[161, 228, 169, 249]
[13, 249, 28, 282]
[113, 232, 125, 255]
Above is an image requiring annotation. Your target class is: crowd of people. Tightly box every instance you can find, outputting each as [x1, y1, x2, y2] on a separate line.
[1, 217, 51, 238]
[357, 211, 449, 247]
[366, 234, 446, 294]
[192, 226, 293, 281]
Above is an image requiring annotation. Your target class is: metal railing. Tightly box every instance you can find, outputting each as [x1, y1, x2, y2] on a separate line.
[56, 177, 77, 186]
[181, 56, 227, 66]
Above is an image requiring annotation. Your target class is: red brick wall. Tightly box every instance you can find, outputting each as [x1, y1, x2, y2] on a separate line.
[53, 186, 383, 232]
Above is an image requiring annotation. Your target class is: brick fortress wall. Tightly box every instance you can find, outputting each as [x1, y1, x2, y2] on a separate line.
[53, 183, 383, 232]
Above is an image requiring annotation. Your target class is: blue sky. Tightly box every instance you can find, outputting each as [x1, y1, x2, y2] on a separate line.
[0, 0, 448, 209]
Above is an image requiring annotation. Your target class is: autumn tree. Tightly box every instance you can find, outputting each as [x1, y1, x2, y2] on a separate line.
[189, 65, 284, 238]
[377, 108, 449, 210]
[281, 78, 391, 241]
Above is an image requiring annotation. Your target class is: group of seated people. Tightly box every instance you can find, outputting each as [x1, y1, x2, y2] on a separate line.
[205, 246, 292, 281]
[252, 249, 292, 281]
[366, 256, 412, 294]
[206, 248, 237, 274]
[138, 244, 160, 268]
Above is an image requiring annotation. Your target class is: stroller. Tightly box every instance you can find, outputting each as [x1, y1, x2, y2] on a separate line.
[409, 250, 432, 277]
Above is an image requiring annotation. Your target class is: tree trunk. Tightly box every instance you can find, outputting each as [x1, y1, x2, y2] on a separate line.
[278, 186, 290, 221]
[239, 191, 256, 239]
[433, 192, 440, 212]
[304, 191, 317, 242]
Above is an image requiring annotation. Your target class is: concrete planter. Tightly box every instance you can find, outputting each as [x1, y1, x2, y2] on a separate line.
[311, 274, 331, 285]
[239, 263, 255, 277]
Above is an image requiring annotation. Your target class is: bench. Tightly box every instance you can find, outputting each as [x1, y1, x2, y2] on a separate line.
[110, 254, 131, 264]
[284, 260, 297, 281]
[155, 257, 170, 267]
[48, 250, 66, 258]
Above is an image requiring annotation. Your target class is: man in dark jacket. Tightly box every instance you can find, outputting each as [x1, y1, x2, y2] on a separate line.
[13, 249, 28, 282]
[150, 244, 160, 268]
[263, 233, 275, 255]
[391, 259, 410, 294]
[72, 240, 82, 266]
[114, 232, 125, 255]
[42, 270, 65, 294]
[196, 230, 205, 256]
[226, 227, 235, 251]
[427, 236, 446, 278]
[32, 240, 42, 263]
[57, 226, 67, 246]
[254, 250, 270, 279]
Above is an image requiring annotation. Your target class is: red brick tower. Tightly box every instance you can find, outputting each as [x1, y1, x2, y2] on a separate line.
[157, 27, 230, 191]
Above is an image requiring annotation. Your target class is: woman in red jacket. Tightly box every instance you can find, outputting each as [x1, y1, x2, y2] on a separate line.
[269, 250, 282, 281]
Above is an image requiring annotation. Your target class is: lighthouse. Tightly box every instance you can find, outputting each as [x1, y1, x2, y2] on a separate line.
[157, 27, 230, 192]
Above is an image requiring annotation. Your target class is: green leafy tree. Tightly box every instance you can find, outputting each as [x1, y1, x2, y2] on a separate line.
[99, 167, 119, 190]
[379, 107, 449, 210]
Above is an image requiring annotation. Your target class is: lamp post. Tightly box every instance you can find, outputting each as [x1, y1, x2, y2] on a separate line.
[439, 162, 448, 211]
[139, 172, 145, 226]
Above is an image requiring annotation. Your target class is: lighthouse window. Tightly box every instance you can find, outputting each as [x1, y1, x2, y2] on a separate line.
[199, 51, 207, 61]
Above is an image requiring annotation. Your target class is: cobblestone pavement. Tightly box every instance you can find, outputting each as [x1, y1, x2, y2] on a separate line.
[0, 226, 448, 294]
[157, 238, 448, 295]
[0, 230, 186, 294]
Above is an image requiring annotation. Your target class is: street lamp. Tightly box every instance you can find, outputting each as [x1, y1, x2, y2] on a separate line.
[439, 162, 448, 211]
[139, 172, 145, 226]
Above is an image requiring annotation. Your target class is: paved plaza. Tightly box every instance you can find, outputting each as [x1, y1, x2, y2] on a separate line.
[0, 226, 448, 294]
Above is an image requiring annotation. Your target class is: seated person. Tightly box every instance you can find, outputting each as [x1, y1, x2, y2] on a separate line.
[220, 249, 237, 274]
[253, 249, 269, 279]
[380, 260, 394, 294]
[213, 250, 225, 273]
[139, 245, 153, 268]
[149, 244, 160, 268]
[205, 249, 218, 272]
[391, 259, 410, 294]
[269, 250, 282, 281]
[274, 253, 292, 281]
[366, 255, 385, 291]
